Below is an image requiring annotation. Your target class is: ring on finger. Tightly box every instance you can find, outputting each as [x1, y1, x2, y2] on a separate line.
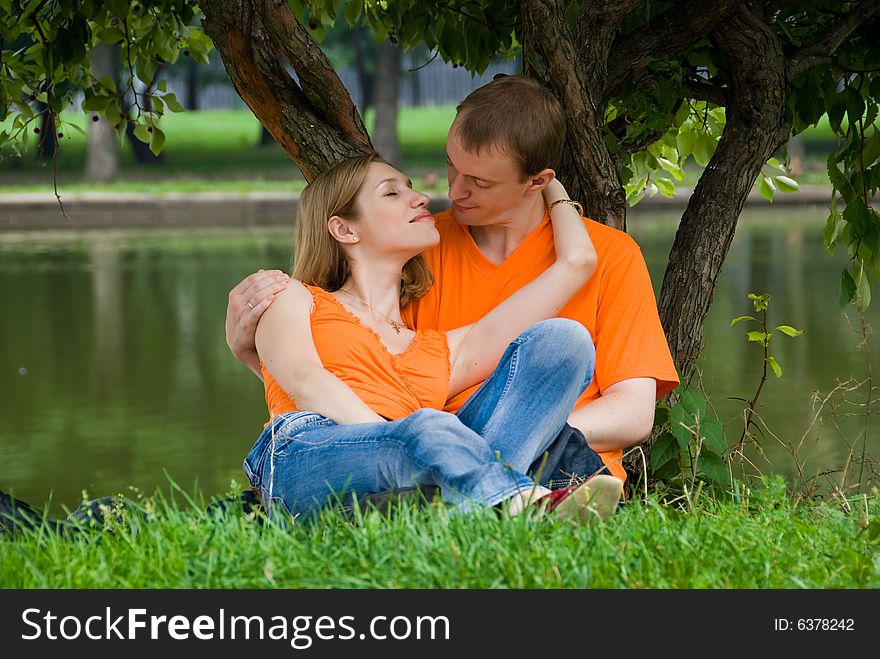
[247, 301, 255, 310]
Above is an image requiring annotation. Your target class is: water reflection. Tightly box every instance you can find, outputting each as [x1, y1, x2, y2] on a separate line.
[631, 209, 879, 492]
[0, 213, 877, 513]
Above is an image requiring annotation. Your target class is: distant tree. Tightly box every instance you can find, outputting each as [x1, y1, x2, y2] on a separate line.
[371, 41, 401, 165]
[86, 43, 119, 181]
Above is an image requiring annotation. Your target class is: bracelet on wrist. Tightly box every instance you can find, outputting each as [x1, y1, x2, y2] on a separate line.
[548, 198, 584, 216]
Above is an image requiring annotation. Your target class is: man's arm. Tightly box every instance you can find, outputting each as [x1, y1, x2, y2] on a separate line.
[225, 269, 290, 380]
[567, 377, 656, 453]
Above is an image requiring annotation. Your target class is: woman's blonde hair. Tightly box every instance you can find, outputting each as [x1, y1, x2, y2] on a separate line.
[292, 153, 433, 307]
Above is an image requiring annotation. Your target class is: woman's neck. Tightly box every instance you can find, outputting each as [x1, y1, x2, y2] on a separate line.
[337, 260, 405, 322]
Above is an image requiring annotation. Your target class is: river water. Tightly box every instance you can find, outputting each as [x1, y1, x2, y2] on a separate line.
[1, 207, 877, 513]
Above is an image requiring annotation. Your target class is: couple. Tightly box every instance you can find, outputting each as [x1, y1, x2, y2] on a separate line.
[230, 76, 679, 521]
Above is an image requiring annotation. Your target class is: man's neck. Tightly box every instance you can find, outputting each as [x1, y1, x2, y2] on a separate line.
[467, 203, 546, 265]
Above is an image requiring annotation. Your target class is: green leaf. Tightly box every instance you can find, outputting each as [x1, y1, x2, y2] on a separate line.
[845, 86, 866, 123]
[827, 155, 856, 202]
[692, 133, 715, 166]
[149, 125, 166, 156]
[157, 79, 167, 93]
[652, 457, 681, 482]
[162, 92, 185, 113]
[749, 293, 770, 312]
[767, 355, 782, 378]
[746, 331, 769, 345]
[670, 405, 694, 451]
[839, 269, 857, 308]
[676, 129, 696, 158]
[653, 405, 669, 428]
[855, 262, 872, 312]
[730, 315, 757, 326]
[82, 94, 111, 111]
[828, 99, 846, 133]
[774, 175, 799, 192]
[133, 123, 151, 144]
[679, 389, 706, 418]
[98, 76, 117, 94]
[759, 175, 775, 202]
[774, 325, 803, 337]
[824, 211, 843, 252]
[699, 417, 727, 455]
[655, 177, 676, 197]
[843, 197, 870, 233]
[656, 157, 684, 181]
[651, 432, 679, 472]
[344, 0, 362, 24]
[698, 453, 730, 485]
[96, 27, 125, 45]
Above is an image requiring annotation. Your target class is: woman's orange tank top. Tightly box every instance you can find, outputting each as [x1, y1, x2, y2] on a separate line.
[261, 284, 450, 421]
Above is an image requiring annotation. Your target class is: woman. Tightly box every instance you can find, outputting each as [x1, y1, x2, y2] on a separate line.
[246, 154, 622, 521]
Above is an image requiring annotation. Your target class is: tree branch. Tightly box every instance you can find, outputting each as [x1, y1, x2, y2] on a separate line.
[522, 0, 627, 229]
[790, 0, 880, 77]
[256, 0, 370, 146]
[682, 78, 727, 106]
[200, 0, 370, 180]
[575, 0, 644, 92]
[604, 0, 740, 101]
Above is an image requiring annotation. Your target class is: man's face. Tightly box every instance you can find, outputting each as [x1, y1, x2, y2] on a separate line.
[445, 119, 534, 227]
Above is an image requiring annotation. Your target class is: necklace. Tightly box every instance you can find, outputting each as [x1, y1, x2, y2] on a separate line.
[337, 288, 405, 334]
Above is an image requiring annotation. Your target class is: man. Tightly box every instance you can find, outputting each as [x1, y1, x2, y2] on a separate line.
[226, 75, 679, 485]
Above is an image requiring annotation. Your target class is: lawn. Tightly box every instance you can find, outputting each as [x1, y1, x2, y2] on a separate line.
[0, 107, 838, 195]
[0, 107, 457, 194]
[1, 479, 877, 588]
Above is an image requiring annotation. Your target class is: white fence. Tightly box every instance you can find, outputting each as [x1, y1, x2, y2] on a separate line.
[170, 55, 521, 111]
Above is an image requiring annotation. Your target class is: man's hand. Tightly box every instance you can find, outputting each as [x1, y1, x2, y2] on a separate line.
[226, 269, 290, 379]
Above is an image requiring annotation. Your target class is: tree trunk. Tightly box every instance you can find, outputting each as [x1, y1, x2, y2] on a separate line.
[86, 44, 120, 182]
[199, 0, 372, 181]
[521, 0, 627, 229]
[657, 6, 792, 384]
[351, 26, 375, 115]
[372, 42, 401, 166]
[186, 58, 200, 111]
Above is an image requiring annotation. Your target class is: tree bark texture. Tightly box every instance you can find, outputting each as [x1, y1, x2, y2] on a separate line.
[86, 44, 120, 182]
[657, 5, 792, 383]
[372, 42, 402, 167]
[199, 0, 372, 182]
[522, 0, 627, 230]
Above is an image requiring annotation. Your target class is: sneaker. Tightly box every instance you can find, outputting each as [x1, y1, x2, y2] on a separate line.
[535, 475, 623, 524]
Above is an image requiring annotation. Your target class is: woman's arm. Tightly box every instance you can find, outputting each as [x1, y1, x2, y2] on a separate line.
[445, 179, 596, 397]
[226, 269, 290, 380]
[256, 280, 386, 425]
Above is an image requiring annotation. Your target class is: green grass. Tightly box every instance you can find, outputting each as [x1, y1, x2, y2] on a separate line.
[1, 106, 839, 194]
[2, 480, 877, 588]
[0, 107, 456, 194]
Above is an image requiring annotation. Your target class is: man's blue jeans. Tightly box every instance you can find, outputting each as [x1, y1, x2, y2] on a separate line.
[243, 319, 596, 518]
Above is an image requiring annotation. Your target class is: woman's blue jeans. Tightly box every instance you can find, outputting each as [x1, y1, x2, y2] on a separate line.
[243, 319, 596, 518]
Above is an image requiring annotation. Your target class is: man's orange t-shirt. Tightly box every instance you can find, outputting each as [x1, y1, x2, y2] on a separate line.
[402, 209, 679, 481]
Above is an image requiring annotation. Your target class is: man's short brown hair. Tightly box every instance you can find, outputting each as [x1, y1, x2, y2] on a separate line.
[454, 75, 566, 180]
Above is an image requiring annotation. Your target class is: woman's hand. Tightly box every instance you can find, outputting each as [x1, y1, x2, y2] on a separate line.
[542, 177, 569, 206]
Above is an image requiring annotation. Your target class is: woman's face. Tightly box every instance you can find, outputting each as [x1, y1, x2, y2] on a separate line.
[345, 162, 439, 257]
